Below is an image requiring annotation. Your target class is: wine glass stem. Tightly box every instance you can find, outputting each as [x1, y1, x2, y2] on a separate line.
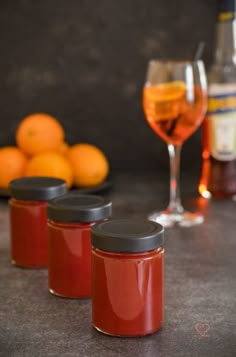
[167, 144, 184, 214]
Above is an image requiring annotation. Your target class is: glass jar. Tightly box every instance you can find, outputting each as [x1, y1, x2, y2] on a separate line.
[9, 177, 67, 268]
[47, 193, 112, 298]
[91, 218, 164, 337]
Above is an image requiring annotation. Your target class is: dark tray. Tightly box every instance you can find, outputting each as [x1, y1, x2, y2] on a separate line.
[0, 178, 112, 198]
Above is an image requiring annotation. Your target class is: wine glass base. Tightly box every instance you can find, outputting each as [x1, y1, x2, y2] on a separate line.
[148, 210, 204, 228]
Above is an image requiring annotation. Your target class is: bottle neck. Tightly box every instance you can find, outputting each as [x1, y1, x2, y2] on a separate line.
[214, 18, 236, 64]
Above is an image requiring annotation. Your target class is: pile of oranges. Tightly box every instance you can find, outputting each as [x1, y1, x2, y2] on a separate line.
[0, 113, 109, 190]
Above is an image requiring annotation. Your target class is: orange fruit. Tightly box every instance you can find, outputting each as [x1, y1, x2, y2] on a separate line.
[67, 143, 109, 187]
[0, 146, 28, 189]
[58, 142, 70, 156]
[144, 81, 186, 102]
[25, 152, 73, 188]
[143, 81, 187, 121]
[16, 113, 64, 156]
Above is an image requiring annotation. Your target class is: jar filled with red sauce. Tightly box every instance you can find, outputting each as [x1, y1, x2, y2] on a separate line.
[47, 193, 112, 298]
[9, 177, 67, 268]
[91, 218, 164, 337]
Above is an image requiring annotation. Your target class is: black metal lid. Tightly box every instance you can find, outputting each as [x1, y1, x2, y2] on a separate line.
[47, 193, 112, 223]
[9, 177, 67, 201]
[91, 218, 164, 253]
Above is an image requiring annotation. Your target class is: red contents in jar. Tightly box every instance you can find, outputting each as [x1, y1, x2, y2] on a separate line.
[92, 247, 164, 336]
[48, 220, 92, 298]
[10, 199, 48, 267]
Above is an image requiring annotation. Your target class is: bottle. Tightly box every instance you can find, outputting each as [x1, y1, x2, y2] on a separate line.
[199, 0, 236, 198]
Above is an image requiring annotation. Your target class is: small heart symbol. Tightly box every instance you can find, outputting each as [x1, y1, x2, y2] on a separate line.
[195, 323, 210, 337]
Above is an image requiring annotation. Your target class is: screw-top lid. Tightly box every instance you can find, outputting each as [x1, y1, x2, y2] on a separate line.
[47, 193, 112, 222]
[9, 177, 67, 201]
[91, 218, 164, 253]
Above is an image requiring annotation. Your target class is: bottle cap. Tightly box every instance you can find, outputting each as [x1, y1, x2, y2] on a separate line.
[47, 193, 112, 223]
[91, 218, 164, 253]
[9, 177, 67, 201]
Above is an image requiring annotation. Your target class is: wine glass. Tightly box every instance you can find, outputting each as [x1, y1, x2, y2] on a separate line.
[142, 60, 207, 227]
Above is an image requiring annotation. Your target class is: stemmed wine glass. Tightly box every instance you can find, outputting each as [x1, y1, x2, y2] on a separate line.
[142, 60, 207, 227]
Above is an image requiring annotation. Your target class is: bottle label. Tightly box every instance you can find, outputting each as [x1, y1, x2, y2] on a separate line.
[218, 0, 235, 21]
[207, 84, 236, 161]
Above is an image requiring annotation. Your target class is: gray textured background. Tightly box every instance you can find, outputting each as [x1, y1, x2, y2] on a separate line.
[0, 0, 216, 170]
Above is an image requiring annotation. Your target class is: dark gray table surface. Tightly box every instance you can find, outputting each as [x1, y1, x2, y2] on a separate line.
[0, 172, 235, 357]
